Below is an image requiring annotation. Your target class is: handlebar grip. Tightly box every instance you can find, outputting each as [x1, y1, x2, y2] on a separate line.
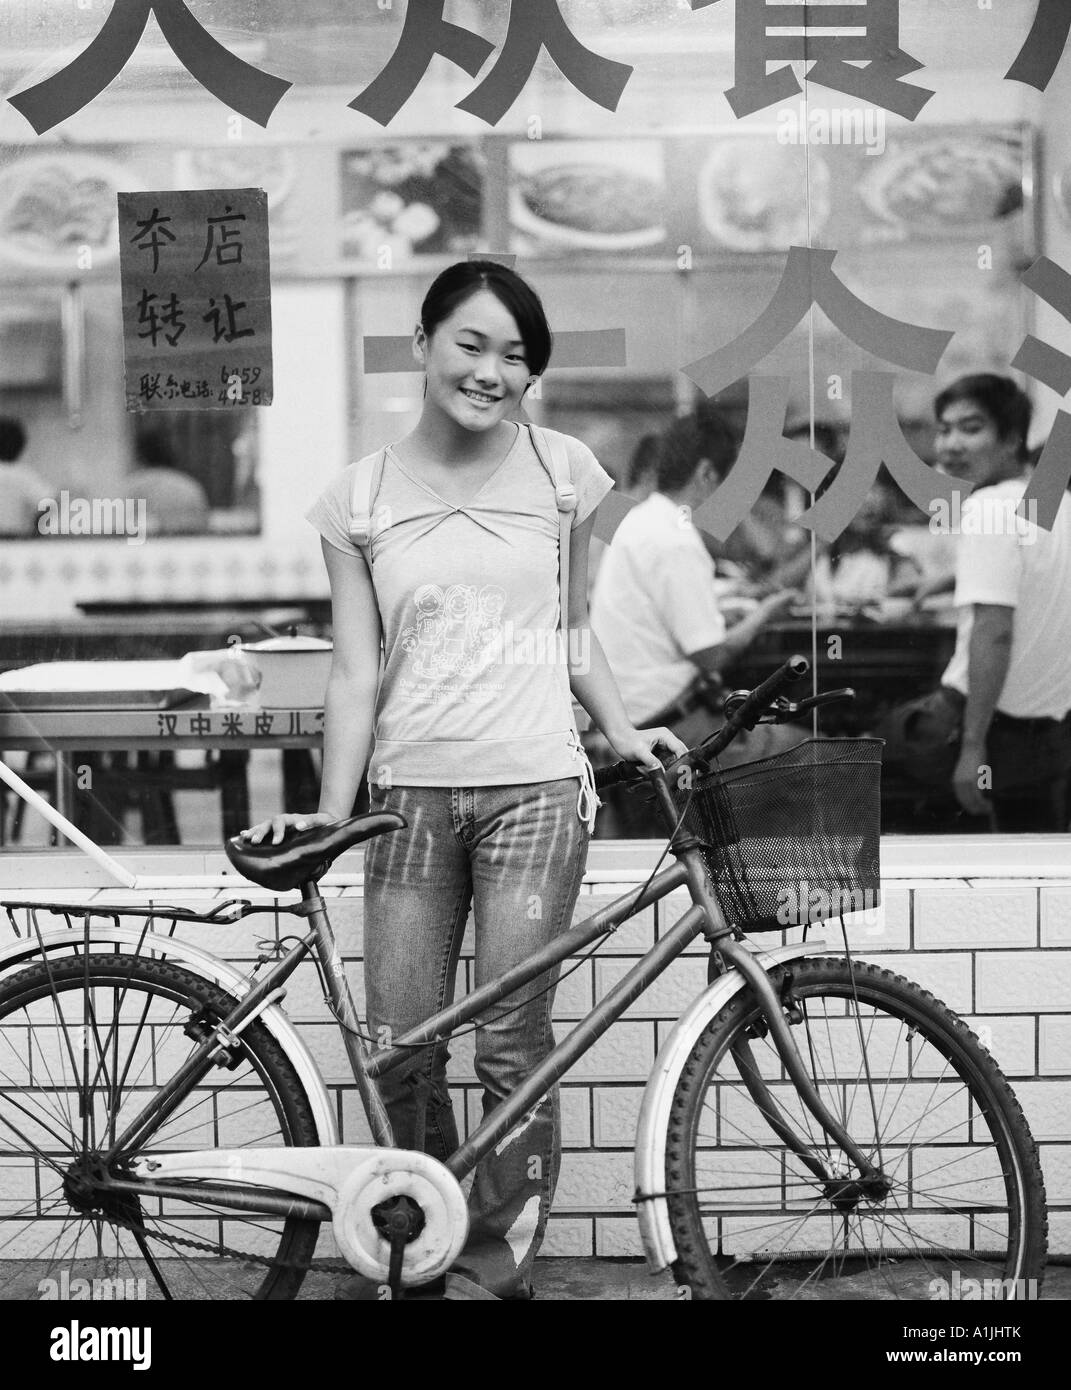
[594, 759, 642, 792]
[594, 656, 809, 791]
[726, 654, 809, 730]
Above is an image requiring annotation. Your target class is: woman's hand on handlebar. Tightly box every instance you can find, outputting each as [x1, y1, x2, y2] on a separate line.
[606, 724, 689, 772]
[238, 811, 336, 845]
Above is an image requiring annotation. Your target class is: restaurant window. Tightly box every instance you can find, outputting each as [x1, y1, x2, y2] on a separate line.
[1, 0, 1069, 846]
[128, 414, 260, 537]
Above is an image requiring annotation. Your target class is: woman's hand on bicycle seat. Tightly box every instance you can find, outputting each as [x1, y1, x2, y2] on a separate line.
[607, 725, 689, 771]
[238, 811, 337, 846]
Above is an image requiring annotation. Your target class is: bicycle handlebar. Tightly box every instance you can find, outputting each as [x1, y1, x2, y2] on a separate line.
[718, 653, 810, 733]
[592, 654, 812, 792]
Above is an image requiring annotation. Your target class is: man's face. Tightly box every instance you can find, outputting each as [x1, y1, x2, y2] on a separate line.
[935, 399, 1020, 488]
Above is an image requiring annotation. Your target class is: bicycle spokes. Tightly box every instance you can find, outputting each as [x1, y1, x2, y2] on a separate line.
[0, 955, 327, 1301]
[665, 959, 1046, 1301]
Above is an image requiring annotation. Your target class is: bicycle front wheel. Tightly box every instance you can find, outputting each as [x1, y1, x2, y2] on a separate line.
[0, 953, 323, 1300]
[665, 957, 1047, 1300]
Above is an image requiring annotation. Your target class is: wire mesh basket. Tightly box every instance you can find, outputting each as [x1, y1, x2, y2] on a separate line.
[672, 737, 883, 933]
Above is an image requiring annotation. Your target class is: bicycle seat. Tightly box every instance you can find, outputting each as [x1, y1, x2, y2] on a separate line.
[224, 813, 407, 891]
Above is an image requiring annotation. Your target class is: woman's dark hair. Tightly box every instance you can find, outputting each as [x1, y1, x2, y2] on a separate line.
[933, 373, 1032, 461]
[0, 416, 27, 463]
[420, 260, 553, 376]
[655, 404, 739, 495]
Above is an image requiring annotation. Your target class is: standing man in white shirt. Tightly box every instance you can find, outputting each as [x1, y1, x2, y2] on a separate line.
[590, 405, 797, 834]
[935, 374, 1071, 831]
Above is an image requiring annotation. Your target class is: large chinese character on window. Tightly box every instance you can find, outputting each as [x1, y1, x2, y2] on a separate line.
[692, 0, 933, 119]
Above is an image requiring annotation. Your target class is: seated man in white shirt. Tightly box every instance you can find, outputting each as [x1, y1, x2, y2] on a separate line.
[0, 416, 53, 538]
[590, 405, 797, 836]
[933, 373, 1071, 831]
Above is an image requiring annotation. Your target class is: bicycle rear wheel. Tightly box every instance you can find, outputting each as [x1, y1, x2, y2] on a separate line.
[665, 957, 1047, 1300]
[0, 954, 323, 1300]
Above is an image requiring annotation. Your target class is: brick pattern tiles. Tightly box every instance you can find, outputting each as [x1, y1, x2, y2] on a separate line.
[0, 878, 1067, 1259]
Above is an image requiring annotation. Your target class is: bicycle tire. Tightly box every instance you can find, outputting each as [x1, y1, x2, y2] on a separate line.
[0, 953, 322, 1301]
[665, 957, 1047, 1301]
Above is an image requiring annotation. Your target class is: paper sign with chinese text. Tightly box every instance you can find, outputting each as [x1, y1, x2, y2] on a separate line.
[117, 187, 273, 411]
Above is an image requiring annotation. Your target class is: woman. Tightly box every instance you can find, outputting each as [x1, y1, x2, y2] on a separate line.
[241, 261, 685, 1299]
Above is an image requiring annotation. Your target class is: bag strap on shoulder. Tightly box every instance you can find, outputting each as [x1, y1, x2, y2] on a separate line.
[527, 423, 575, 632]
[347, 447, 389, 562]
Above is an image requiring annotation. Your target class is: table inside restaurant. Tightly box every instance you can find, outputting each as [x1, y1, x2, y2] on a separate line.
[1, 613, 960, 845]
[725, 613, 962, 833]
[0, 607, 324, 676]
[0, 665, 324, 845]
[725, 615, 958, 734]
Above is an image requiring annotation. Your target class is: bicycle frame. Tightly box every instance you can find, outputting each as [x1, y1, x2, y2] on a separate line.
[9, 681, 1041, 1297]
[2, 766, 1048, 1303]
[97, 857, 699, 1179]
[97, 767, 878, 1209]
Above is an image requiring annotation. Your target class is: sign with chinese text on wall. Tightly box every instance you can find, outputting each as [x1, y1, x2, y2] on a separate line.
[117, 187, 272, 411]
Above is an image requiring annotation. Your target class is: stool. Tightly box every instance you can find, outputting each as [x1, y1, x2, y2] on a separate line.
[89, 750, 251, 845]
[0, 751, 59, 846]
[282, 749, 321, 816]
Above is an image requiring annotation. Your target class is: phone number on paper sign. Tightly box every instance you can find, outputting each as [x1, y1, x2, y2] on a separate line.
[219, 365, 265, 405]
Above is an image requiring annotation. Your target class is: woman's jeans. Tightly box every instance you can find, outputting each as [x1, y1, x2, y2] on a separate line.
[362, 779, 590, 1298]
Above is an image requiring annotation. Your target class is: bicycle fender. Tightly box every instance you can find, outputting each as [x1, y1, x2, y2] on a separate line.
[634, 941, 825, 1277]
[0, 927, 338, 1146]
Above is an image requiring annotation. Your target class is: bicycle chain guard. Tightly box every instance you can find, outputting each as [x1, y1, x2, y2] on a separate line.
[128, 1147, 469, 1287]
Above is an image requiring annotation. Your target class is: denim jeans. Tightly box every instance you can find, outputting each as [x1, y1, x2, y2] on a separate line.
[362, 778, 590, 1298]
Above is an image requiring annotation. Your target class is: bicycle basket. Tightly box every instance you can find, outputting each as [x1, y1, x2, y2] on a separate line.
[673, 737, 883, 933]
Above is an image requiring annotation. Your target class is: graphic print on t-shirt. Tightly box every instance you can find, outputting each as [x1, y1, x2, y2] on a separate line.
[399, 582, 507, 693]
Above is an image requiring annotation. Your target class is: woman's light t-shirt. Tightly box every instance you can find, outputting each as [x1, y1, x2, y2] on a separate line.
[306, 424, 613, 787]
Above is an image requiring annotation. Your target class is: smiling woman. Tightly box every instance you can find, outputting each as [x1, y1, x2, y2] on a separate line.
[239, 259, 686, 1299]
[411, 283, 540, 459]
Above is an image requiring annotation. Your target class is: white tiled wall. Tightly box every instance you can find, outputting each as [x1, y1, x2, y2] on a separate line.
[1, 840, 1068, 1257]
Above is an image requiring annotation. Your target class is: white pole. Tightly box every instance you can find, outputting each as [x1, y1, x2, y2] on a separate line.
[0, 757, 137, 889]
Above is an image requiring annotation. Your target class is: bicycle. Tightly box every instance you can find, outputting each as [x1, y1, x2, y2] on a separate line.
[0, 656, 1048, 1301]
